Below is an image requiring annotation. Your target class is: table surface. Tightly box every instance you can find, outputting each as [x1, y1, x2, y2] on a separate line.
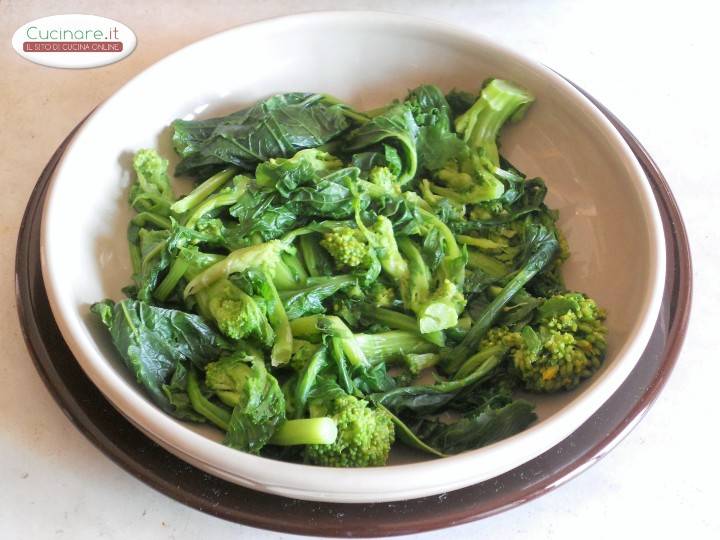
[2, 1, 717, 538]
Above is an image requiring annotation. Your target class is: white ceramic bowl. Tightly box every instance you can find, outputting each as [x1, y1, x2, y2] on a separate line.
[41, 12, 665, 503]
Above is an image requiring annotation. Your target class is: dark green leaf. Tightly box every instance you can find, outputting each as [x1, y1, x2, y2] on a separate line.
[90, 299, 231, 415]
[173, 93, 350, 177]
[224, 357, 286, 453]
[408, 400, 537, 454]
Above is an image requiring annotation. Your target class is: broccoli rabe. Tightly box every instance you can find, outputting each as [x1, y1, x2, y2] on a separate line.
[368, 166, 400, 194]
[288, 339, 320, 372]
[195, 278, 274, 345]
[93, 81, 610, 468]
[431, 151, 505, 203]
[321, 226, 369, 268]
[190, 356, 338, 449]
[357, 215, 409, 284]
[455, 79, 534, 166]
[129, 149, 175, 215]
[255, 148, 343, 191]
[417, 279, 467, 334]
[171, 167, 237, 215]
[305, 392, 395, 467]
[403, 352, 441, 376]
[510, 293, 607, 392]
[365, 281, 396, 308]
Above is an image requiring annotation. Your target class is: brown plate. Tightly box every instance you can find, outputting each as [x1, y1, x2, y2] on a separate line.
[15, 88, 691, 537]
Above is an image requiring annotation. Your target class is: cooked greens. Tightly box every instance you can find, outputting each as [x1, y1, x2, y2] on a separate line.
[92, 80, 607, 467]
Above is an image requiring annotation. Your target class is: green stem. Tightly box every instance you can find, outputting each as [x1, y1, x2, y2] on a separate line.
[445, 232, 557, 373]
[131, 212, 173, 230]
[187, 369, 231, 430]
[264, 270, 293, 367]
[184, 177, 248, 228]
[331, 337, 355, 394]
[454, 345, 507, 380]
[361, 306, 444, 347]
[299, 234, 331, 277]
[128, 241, 142, 275]
[294, 346, 328, 418]
[153, 257, 190, 301]
[355, 331, 438, 365]
[289, 315, 369, 368]
[170, 167, 237, 215]
[268, 418, 337, 446]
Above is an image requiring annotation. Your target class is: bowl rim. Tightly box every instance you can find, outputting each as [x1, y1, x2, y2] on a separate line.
[40, 10, 666, 503]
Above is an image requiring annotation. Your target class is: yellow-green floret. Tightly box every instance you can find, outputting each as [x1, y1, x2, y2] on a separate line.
[514, 293, 606, 392]
[366, 282, 396, 308]
[304, 394, 395, 467]
[368, 166, 400, 194]
[320, 227, 369, 268]
[478, 293, 607, 392]
[199, 279, 274, 345]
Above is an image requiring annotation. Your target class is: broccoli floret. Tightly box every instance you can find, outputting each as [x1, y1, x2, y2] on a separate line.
[320, 226, 369, 268]
[181, 241, 292, 366]
[366, 282, 396, 308]
[424, 79, 534, 205]
[444, 224, 559, 374]
[196, 278, 274, 345]
[431, 152, 505, 203]
[304, 393, 395, 467]
[368, 166, 400, 194]
[198, 355, 338, 450]
[496, 293, 607, 392]
[129, 149, 175, 214]
[205, 353, 258, 407]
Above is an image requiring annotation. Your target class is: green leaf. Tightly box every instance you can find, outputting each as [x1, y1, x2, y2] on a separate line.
[222, 357, 287, 453]
[344, 104, 419, 185]
[173, 93, 350, 177]
[409, 400, 537, 454]
[90, 299, 231, 415]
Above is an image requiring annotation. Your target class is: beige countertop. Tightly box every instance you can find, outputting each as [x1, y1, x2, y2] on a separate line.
[2, 1, 717, 538]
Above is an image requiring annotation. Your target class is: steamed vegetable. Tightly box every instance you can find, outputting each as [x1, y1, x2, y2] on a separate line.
[92, 80, 608, 467]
